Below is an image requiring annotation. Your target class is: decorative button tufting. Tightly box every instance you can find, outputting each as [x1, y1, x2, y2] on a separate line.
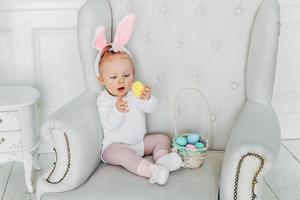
[160, 7, 166, 13]
[210, 114, 216, 121]
[127, 4, 132, 10]
[231, 82, 239, 89]
[235, 8, 242, 15]
[175, 109, 179, 115]
[197, 7, 203, 14]
[211, 43, 220, 51]
[192, 77, 199, 83]
[175, 42, 181, 48]
[141, 36, 147, 41]
[157, 75, 164, 81]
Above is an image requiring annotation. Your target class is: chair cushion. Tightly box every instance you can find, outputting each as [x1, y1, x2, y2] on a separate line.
[41, 151, 223, 200]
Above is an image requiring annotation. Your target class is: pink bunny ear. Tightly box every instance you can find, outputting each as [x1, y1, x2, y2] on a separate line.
[92, 26, 107, 51]
[113, 14, 136, 50]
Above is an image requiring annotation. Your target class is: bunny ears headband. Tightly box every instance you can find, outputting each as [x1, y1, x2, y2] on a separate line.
[92, 14, 136, 77]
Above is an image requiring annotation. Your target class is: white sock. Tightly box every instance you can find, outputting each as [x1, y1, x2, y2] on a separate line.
[156, 152, 182, 172]
[149, 164, 169, 185]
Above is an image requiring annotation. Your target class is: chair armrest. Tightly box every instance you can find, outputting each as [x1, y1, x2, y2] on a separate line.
[36, 90, 103, 199]
[219, 100, 281, 200]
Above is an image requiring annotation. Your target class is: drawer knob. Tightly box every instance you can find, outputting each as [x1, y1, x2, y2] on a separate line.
[0, 118, 2, 123]
[1, 138, 4, 142]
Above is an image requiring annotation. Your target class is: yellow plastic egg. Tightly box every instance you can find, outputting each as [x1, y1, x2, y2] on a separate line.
[131, 81, 144, 97]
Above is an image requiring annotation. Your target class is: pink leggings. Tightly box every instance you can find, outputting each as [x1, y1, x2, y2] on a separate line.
[102, 134, 171, 178]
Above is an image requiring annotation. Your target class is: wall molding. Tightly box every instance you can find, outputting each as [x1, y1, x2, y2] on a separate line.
[32, 27, 77, 93]
[0, 29, 15, 82]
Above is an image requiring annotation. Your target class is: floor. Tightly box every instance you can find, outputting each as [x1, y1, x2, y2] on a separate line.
[0, 139, 299, 200]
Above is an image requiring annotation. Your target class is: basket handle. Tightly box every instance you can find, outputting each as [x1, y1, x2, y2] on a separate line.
[173, 88, 213, 149]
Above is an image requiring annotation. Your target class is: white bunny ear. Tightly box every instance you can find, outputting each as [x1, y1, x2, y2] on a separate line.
[92, 26, 107, 51]
[112, 14, 136, 51]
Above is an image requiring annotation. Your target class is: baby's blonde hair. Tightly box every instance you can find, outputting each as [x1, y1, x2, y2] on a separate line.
[98, 44, 135, 75]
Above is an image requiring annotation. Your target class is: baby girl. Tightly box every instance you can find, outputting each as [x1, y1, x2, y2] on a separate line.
[93, 14, 182, 185]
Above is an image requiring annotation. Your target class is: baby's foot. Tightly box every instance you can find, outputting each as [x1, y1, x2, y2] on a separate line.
[156, 152, 182, 172]
[149, 164, 169, 185]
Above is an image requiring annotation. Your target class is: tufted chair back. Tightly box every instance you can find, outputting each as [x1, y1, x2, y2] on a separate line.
[77, 0, 280, 150]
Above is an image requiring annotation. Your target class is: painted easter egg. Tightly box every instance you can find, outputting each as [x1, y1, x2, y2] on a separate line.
[175, 136, 188, 146]
[195, 142, 205, 149]
[186, 144, 197, 150]
[131, 81, 144, 97]
[187, 133, 201, 144]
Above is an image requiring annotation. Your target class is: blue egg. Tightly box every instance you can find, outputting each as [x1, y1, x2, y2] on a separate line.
[195, 142, 205, 149]
[175, 136, 188, 146]
[187, 133, 201, 144]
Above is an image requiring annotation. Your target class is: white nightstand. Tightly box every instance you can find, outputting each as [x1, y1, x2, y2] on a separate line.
[0, 85, 40, 193]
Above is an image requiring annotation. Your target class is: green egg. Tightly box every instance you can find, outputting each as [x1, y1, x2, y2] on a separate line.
[175, 136, 188, 146]
[195, 142, 205, 149]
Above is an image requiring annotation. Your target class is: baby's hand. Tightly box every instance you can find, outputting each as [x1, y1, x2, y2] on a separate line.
[140, 86, 152, 100]
[116, 95, 129, 113]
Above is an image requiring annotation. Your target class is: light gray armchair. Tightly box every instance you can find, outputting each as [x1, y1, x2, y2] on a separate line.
[36, 0, 281, 199]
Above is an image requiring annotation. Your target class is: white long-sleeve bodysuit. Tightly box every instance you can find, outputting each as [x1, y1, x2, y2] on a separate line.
[97, 89, 157, 161]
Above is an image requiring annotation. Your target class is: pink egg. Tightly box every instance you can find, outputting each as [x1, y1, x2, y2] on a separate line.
[186, 144, 197, 150]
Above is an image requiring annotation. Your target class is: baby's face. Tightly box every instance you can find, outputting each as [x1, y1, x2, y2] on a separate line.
[98, 54, 134, 97]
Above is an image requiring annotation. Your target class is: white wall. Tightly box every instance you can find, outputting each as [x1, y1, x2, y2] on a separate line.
[0, 0, 86, 118]
[0, 0, 86, 152]
[0, 0, 299, 152]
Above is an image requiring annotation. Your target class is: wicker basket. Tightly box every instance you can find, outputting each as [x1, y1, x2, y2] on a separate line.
[172, 134, 208, 169]
[172, 88, 212, 169]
